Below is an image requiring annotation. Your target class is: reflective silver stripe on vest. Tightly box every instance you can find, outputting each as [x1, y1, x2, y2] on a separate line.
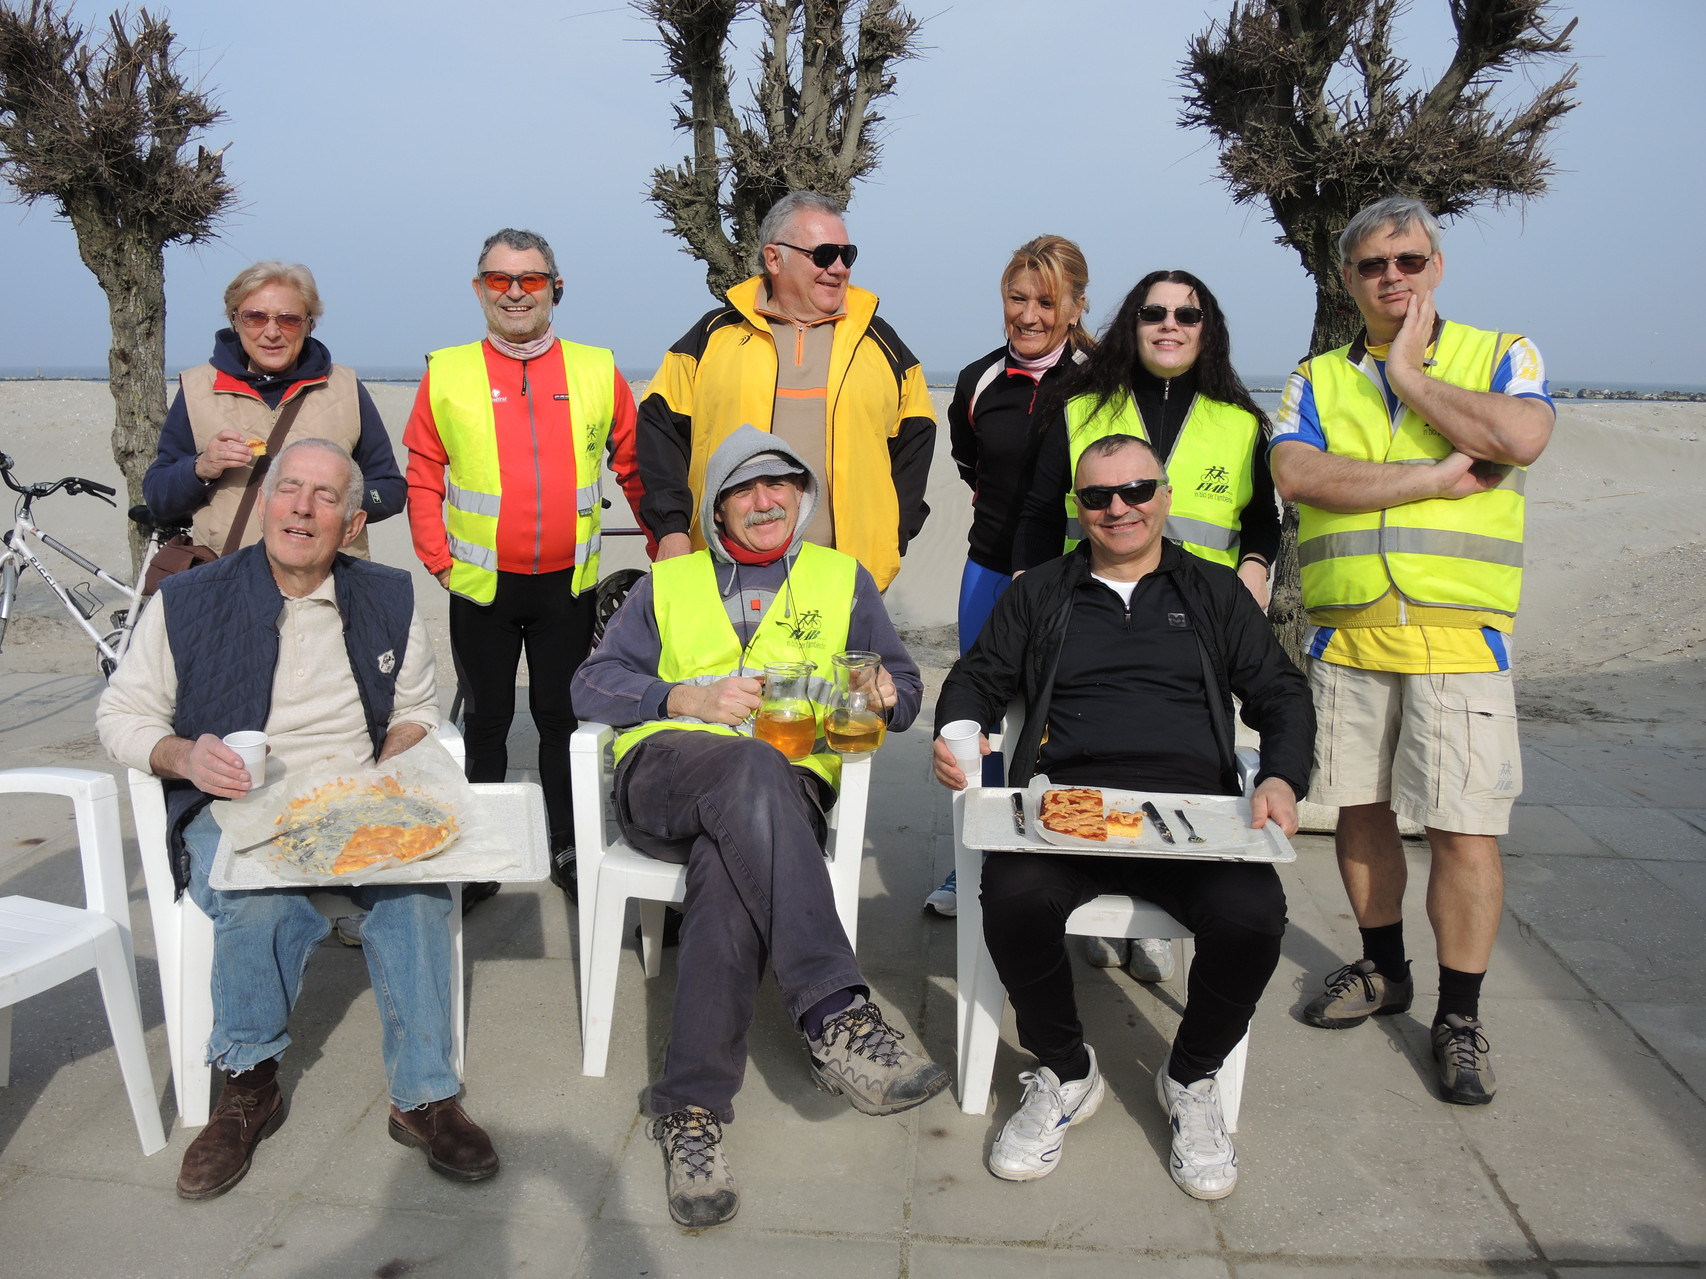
[576, 479, 601, 515]
[1164, 515, 1237, 550]
[1298, 527, 1523, 568]
[574, 531, 602, 566]
[446, 479, 501, 518]
[448, 536, 498, 571]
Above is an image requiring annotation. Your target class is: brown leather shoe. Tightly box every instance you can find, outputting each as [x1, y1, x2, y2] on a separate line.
[176, 1062, 286, 1200]
[388, 1097, 500, 1181]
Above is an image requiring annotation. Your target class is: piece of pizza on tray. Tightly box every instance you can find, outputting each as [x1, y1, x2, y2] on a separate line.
[1037, 787, 1145, 843]
[270, 775, 460, 877]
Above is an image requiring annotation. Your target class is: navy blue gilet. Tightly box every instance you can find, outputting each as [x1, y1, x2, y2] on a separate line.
[159, 544, 413, 894]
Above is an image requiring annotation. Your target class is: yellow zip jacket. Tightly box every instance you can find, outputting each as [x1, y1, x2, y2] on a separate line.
[635, 276, 936, 589]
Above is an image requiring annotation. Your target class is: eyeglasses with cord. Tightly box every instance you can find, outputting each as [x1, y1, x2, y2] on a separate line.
[478, 271, 556, 294]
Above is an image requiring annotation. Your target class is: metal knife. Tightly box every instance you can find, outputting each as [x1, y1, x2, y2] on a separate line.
[1141, 801, 1175, 844]
[232, 825, 313, 856]
[1010, 791, 1027, 837]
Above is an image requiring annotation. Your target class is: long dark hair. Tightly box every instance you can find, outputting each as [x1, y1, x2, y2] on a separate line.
[1047, 269, 1268, 428]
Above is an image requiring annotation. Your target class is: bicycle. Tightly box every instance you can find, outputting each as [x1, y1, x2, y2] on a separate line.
[0, 450, 183, 677]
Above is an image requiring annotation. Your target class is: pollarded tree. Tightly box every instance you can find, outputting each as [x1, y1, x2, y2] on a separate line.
[1179, 0, 1577, 656]
[0, 1, 234, 560]
[637, 0, 921, 300]
[1181, 0, 1578, 356]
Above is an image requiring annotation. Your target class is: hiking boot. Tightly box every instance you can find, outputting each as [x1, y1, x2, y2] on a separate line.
[388, 1097, 500, 1181]
[923, 869, 957, 917]
[987, 1046, 1105, 1181]
[1301, 958, 1413, 1029]
[1084, 936, 1127, 967]
[1156, 1056, 1238, 1200]
[1127, 937, 1177, 983]
[649, 1106, 738, 1228]
[1432, 1014, 1497, 1106]
[809, 998, 949, 1116]
[176, 1061, 286, 1200]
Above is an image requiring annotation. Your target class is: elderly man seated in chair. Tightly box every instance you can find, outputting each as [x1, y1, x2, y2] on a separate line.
[97, 438, 498, 1199]
[933, 433, 1313, 1200]
[572, 425, 948, 1228]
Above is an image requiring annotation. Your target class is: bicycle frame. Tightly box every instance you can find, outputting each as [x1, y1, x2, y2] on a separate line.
[0, 505, 153, 668]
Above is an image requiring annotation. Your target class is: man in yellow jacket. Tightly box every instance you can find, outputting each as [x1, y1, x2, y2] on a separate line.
[634, 191, 936, 589]
[1270, 196, 1555, 1108]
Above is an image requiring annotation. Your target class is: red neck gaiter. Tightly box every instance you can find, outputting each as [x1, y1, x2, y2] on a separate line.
[719, 533, 789, 567]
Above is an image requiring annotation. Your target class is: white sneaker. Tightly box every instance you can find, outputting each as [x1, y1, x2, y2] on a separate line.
[1126, 937, 1177, 982]
[987, 1046, 1105, 1181]
[1083, 936, 1127, 967]
[1155, 1056, 1238, 1200]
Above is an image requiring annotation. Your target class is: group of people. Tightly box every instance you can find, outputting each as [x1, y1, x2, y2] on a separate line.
[95, 189, 1551, 1226]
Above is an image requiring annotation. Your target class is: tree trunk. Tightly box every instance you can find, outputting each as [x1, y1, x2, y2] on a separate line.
[75, 222, 168, 570]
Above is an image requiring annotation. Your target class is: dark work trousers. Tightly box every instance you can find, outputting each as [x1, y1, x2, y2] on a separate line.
[449, 568, 595, 852]
[981, 851, 1286, 1080]
[613, 729, 867, 1122]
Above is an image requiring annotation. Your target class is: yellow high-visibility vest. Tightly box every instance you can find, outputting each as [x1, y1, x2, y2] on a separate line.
[426, 339, 615, 604]
[1063, 392, 1260, 567]
[614, 543, 857, 790]
[1296, 321, 1528, 615]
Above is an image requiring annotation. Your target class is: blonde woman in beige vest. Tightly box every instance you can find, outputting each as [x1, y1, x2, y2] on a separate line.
[143, 261, 406, 559]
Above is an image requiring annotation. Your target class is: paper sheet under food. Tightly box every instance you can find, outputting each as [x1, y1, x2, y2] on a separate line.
[211, 735, 524, 886]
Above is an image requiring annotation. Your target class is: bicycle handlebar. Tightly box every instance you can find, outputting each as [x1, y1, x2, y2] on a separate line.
[2, 453, 119, 505]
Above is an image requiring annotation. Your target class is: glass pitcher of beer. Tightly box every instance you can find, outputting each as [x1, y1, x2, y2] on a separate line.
[826, 650, 888, 754]
[753, 661, 817, 761]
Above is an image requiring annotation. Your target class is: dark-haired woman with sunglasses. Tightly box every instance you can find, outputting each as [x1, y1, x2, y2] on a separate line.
[1011, 269, 1281, 977]
[144, 260, 405, 559]
[1013, 269, 1279, 606]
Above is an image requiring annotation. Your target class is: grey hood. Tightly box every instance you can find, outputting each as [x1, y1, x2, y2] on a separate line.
[699, 424, 823, 565]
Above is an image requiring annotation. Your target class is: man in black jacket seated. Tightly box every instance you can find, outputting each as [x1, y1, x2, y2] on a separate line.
[933, 432, 1313, 1201]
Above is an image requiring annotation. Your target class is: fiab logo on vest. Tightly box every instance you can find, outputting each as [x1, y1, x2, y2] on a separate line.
[782, 609, 824, 643]
[1195, 465, 1234, 503]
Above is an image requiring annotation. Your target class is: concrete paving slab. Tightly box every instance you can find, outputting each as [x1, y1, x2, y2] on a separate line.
[1517, 745, 1640, 808]
[1449, 999, 1706, 1263]
[909, 1241, 1232, 1276]
[1611, 1002, 1706, 1099]
[1558, 805, 1706, 862]
[1533, 744, 1706, 809]
[237, 1198, 584, 1278]
[1503, 856, 1706, 1002]
[1639, 859, 1706, 916]
[578, 1223, 901, 1279]
[1236, 1267, 1546, 1279]
[1506, 802, 1618, 857]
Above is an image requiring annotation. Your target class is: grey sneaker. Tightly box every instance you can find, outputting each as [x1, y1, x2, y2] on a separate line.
[1084, 936, 1127, 967]
[1156, 1056, 1238, 1200]
[809, 998, 950, 1116]
[1126, 937, 1177, 982]
[649, 1106, 738, 1228]
[333, 915, 365, 947]
[923, 869, 957, 917]
[987, 1046, 1105, 1181]
[1301, 958, 1413, 1028]
[1432, 1014, 1497, 1106]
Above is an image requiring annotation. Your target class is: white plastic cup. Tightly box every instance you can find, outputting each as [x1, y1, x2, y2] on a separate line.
[223, 730, 268, 781]
[938, 719, 984, 779]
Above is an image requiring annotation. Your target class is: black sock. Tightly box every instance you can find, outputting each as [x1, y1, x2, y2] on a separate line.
[1042, 1045, 1091, 1084]
[1168, 1048, 1216, 1088]
[1435, 966, 1485, 1025]
[1359, 921, 1408, 983]
[802, 988, 857, 1041]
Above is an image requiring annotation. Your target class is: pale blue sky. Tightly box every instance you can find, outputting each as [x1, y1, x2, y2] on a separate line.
[2, 0, 1699, 385]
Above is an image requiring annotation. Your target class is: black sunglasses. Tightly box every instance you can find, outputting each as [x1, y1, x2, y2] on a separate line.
[1075, 479, 1168, 510]
[1136, 304, 1203, 326]
[1352, 252, 1432, 279]
[775, 240, 858, 269]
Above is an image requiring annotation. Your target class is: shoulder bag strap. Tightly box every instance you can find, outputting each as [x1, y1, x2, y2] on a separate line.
[221, 392, 308, 556]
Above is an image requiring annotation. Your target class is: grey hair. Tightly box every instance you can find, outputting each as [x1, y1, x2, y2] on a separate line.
[757, 191, 846, 271]
[1077, 433, 1167, 483]
[262, 438, 366, 524]
[1338, 196, 1442, 265]
[223, 261, 323, 326]
[477, 228, 559, 278]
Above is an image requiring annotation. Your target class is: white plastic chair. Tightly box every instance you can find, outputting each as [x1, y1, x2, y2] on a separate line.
[127, 724, 469, 1128]
[0, 767, 167, 1155]
[952, 706, 1259, 1131]
[570, 722, 873, 1077]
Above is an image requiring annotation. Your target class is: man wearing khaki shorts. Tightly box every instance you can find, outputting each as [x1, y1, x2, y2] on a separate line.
[1269, 196, 1554, 1106]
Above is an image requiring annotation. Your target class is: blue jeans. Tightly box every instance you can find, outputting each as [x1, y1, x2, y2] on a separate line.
[184, 807, 459, 1108]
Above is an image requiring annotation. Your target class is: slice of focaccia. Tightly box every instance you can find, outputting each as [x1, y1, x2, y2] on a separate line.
[1104, 808, 1145, 839]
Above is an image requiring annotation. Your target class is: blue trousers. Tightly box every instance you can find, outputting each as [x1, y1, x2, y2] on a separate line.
[184, 807, 459, 1107]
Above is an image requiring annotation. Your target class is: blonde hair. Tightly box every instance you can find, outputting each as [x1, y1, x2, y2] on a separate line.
[222, 261, 323, 327]
[1000, 235, 1093, 352]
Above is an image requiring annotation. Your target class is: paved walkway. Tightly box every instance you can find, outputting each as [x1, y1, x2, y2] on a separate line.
[0, 667, 1702, 1277]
